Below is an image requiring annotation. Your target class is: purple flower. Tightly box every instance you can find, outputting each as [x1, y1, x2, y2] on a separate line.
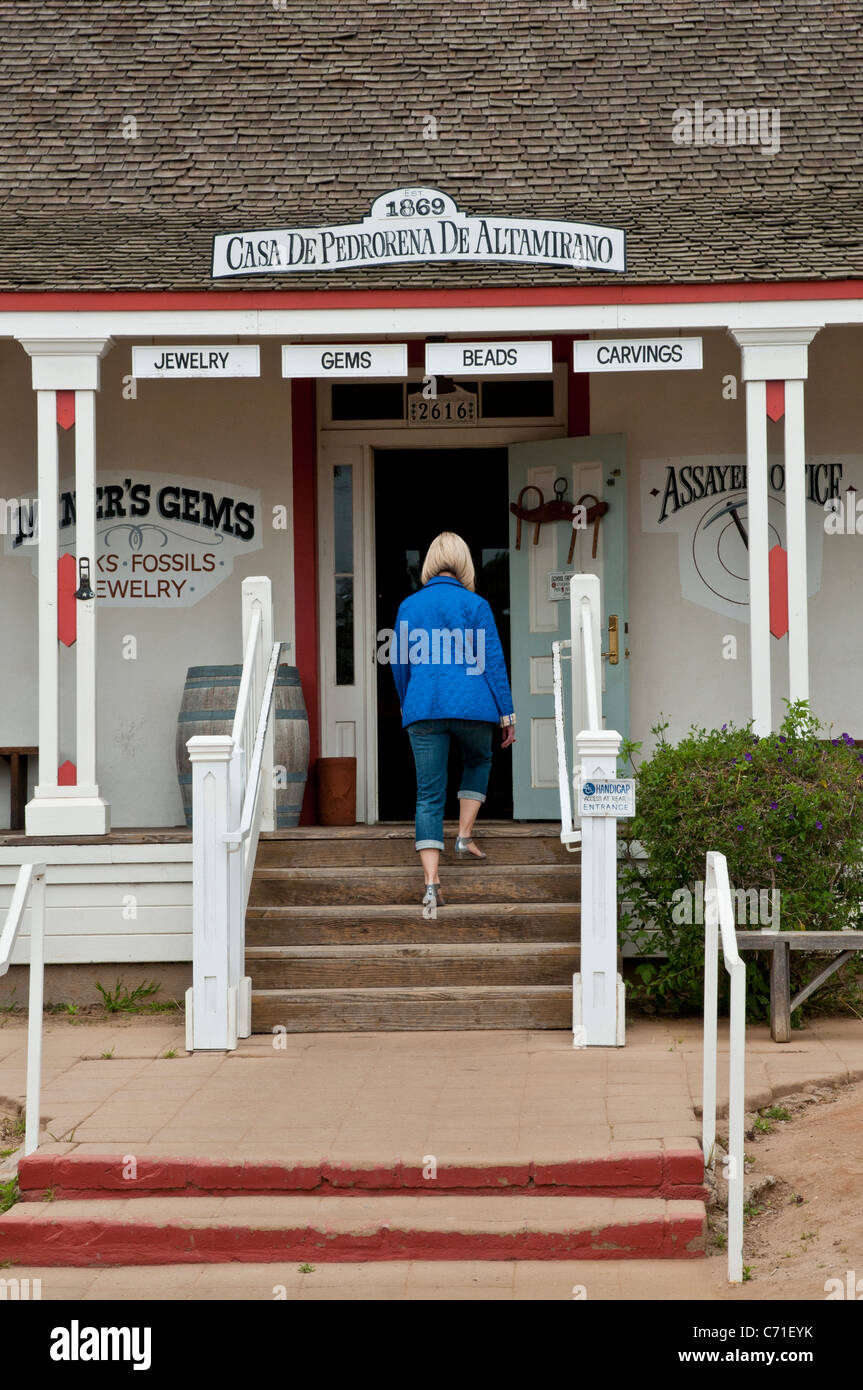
[779, 736, 787, 744]
[776, 854, 783, 862]
[815, 820, 823, 829]
[736, 824, 744, 831]
[744, 753, 753, 762]
[721, 724, 727, 732]
[842, 733, 855, 747]
[770, 801, 778, 809]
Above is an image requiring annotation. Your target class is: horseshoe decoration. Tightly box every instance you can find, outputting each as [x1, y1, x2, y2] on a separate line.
[511, 477, 609, 559]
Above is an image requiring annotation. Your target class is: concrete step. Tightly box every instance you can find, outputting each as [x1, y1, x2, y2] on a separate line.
[0, 1193, 707, 1264]
[246, 942, 582, 989]
[251, 984, 574, 1030]
[245, 902, 580, 946]
[249, 864, 581, 907]
[257, 825, 577, 868]
[18, 1145, 707, 1202]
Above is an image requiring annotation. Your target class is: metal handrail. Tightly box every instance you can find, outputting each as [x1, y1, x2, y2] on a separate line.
[0, 862, 47, 1155]
[702, 850, 746, 1284]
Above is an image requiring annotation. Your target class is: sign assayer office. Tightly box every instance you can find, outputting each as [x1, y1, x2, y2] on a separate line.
[212, 187, 626, 277]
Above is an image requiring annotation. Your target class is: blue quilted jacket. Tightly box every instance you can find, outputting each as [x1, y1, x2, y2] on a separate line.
[390, 575, 516, 729]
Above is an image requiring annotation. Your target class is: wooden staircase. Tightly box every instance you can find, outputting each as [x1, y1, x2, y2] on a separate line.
[247, 823, 581, 1031]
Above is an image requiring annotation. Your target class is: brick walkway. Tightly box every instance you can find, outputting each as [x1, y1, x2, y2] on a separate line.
[2, 1015, 862, 1298]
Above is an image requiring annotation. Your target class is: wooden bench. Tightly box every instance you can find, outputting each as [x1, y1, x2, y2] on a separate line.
[0, 747, 37, 832]
[735, 931, 863, 1042]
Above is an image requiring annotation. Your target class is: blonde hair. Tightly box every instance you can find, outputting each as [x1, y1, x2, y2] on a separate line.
[421, 532, 476, 591]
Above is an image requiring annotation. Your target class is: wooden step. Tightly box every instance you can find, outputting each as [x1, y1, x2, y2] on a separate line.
[256, 824, 576, 867]
[0, 1193, 707, 1264]
[249, 864, 580, 907]
[251, 984, 573, 1030]
[245, 901, 580, 946]
[246, 943, 581, 989]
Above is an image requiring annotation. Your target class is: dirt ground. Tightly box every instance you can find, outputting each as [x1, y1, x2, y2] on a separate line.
[717, 1079, 863, 1301]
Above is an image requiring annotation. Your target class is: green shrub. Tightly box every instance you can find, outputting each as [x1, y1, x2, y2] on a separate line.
[620, 702, 863, 1019]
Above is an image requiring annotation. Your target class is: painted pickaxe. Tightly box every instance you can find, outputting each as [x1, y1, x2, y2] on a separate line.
[704, 498, 749, 550]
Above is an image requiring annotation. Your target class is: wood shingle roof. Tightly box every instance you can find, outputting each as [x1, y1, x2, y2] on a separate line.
[1, 0, 861, 290]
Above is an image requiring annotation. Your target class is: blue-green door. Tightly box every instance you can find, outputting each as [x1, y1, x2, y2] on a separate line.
[508, 434, 629, 819]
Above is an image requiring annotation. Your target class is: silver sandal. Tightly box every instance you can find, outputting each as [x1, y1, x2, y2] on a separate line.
[422, 883, 445, 920]
[454, 836, 486, 860]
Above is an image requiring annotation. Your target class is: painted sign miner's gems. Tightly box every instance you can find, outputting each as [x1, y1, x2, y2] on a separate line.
[212, 187, 626, 277]
[6, 471, 263, 605]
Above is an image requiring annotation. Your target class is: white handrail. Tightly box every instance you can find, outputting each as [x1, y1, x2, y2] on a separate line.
[225, 639, 282, 852]
[232, 608, 263, 747]
[187, 576, 283, 1051]
[702, 850, 746, 1284]
[580, 596, 601, 731]
[552, 639, 579, 848]
[0, 862, 46, 1155]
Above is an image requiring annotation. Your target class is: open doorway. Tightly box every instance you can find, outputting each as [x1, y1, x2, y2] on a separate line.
[374, 448, 513, 822]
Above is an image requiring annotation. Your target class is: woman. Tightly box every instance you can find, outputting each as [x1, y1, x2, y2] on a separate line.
[391, 532, 516, 919]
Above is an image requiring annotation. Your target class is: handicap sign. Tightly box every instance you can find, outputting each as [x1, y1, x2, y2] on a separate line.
[579, 778, 635, 817]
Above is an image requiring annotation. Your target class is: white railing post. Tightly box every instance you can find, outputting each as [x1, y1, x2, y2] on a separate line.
[186, 735, 237, 1051]
[0, 861, 47, 1157]
[242, 577, 275, 832]
[24, 866, 46, 1156]
[575, 729, 623, 1047]
[703, 850, 746, 1284]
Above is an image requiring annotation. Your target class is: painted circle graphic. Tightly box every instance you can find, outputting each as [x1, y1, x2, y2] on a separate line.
[692, 493, 785, 608]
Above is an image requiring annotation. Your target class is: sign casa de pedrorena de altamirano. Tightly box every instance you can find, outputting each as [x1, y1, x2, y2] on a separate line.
[212, 187, 626, 277]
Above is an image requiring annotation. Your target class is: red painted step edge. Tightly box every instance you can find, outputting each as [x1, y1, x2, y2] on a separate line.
[18, 1148, 706, 1202]
[0, 1213, 706, 1266]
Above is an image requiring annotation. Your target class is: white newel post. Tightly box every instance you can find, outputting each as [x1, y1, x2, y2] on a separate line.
[575, 729, 624, 1047]
[17, 337, 114, 836]
[242, 577, 275, 831]
[186, 734, 238, 1051]
[730, 328, 820, 733]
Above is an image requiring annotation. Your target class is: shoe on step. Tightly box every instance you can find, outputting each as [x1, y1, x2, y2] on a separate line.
[422, 883, 445, 920]
[454, 835, 486, 860]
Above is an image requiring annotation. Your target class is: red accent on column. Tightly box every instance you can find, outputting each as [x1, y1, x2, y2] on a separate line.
[765, 381, 785, 422]
[769, 544, 789, 639]
[291, 378, 320, 824]
[58, 760, 77, 786]
[56, 390, 76, 431]
[57, 552, 77, 646]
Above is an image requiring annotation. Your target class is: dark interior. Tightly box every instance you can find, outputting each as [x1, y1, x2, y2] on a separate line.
[374, 448, 513, 822]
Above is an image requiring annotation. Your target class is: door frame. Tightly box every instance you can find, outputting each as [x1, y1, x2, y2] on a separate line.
[316, 370, 569, 823]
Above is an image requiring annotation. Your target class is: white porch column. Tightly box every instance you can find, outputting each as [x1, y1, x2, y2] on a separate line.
[729, 328, 820, 733]
[17, 337, 114, 836]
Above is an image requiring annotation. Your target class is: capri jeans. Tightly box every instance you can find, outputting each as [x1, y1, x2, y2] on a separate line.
[407, 718, 494, 851]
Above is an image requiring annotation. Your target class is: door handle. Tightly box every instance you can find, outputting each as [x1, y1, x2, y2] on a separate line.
[607, 615, 619, 666]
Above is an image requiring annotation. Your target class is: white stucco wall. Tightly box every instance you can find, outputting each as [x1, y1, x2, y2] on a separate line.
[590, 325, 863, 756]
[0, 338, 296, 827]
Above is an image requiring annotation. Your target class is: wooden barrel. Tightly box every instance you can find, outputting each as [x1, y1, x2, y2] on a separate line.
[273, 665, 309, 828]
[175, 665, 242, 828]
[176, 664, 309, 829]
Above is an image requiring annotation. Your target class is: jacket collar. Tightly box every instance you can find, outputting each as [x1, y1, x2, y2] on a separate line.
[424, 574, 465, 589]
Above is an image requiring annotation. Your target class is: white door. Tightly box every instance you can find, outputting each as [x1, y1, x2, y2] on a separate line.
[317, 441, 376, 822]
